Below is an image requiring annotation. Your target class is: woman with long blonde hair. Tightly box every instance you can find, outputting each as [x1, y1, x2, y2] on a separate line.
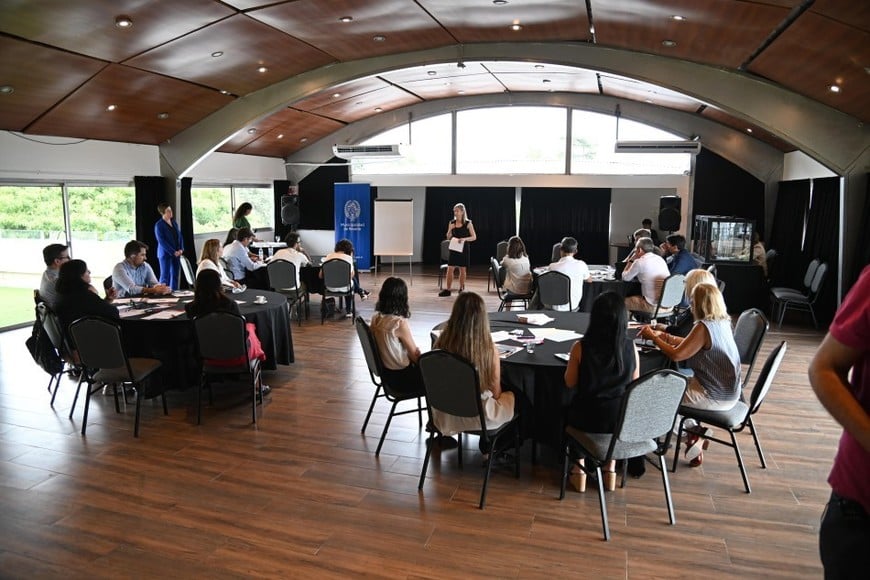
[639, 282, 741, 466]
[433, 292, 515, 443]
[197, 238, 240, 288]
[438, 202, 476, 297]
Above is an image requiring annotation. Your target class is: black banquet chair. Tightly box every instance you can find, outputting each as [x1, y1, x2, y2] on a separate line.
[771, 261, 828, 328]
[179, 255, 196, 288]
[560, 370, 687, 541]
[68, 316, 166, 437]
[417, 350, 520, 509]
[437, 239, 450, 290]
[732, 308, 769, 390]
[320, 258, 354, 324]
[672, 341, 788, 493]
[35, 302, 81, 405]
[536, 270, 572, 311]
[355, 317, 426, 456]
[490, 257, 532, 311]
[267, 259, 307, 326]
[192, 312, 265, 425]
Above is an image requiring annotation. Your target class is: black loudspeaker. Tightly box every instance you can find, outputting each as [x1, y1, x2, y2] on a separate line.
[658, 196, 681, 232]
[281, 192, 300, 226]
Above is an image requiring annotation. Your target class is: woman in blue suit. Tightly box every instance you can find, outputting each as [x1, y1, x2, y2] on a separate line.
[154, 203, 184, 290]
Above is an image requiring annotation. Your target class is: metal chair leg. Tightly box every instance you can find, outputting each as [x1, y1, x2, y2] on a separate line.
[747, 417, 767, 468]
[731, 431, 751, 493]
[596, 465, 611, 541]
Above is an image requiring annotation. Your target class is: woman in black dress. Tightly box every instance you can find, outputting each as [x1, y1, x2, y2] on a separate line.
[438, 203, 477, 297]
[563, 291, 640, 492]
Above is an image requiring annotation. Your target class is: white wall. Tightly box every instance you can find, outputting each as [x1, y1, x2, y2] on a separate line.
[0, 131, 159, 181]
[783, 151, 838, 181]
[186, 152, 286, 184]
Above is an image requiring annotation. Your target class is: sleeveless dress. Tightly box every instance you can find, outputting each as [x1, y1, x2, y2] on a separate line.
[447, 220, 472, 267]
[369, 313, 423, 395]
[566, 338, 637, 433]
[682, 318, 741, 410]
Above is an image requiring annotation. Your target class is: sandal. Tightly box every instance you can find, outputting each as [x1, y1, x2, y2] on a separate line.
[569, 470, 587, 493]
[603, 469, 617, 492]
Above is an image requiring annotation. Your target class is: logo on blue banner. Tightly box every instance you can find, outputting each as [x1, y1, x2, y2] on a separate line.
[334, 183, 371, 270]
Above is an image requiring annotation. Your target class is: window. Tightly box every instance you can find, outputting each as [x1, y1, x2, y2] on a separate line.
[67, 185, 135, 283]
[191, 186, 273, 236]
[0, 185, 65, 327]
[354, 114, 452, 175]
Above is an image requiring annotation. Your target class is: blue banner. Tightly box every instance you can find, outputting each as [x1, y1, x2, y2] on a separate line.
[334, 182, 371, 270]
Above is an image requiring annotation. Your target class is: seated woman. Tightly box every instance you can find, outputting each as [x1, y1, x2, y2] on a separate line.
[197, 238, 241, 289]
[55, 259, 119, 337]
[186, 270, 269, 394]
[639, 283, 741, 466]
[564, 292, 640, 492]
[652, 268, 717, 338]
[500, 235, 532, 295]
[369, 277, 424, 394]
[321, 239, 369, 316]
[433, 292, 526, 454]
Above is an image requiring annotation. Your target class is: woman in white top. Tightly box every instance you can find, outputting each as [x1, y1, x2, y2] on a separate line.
[369, 277, 424, 394]
[500, 235, 532, 294]
[197, 238, 240, 289]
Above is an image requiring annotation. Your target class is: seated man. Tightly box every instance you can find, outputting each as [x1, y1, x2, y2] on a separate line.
[269, 231, 311, 293]
[543, 236, 590, 311]
[222, 227, 268, 289]
[112, 240, 171, 298]
[38, 243, 70, 307]
[641, 218, 660, 246]
[622, 237, 670, 315]
[662, 234, 698, 275]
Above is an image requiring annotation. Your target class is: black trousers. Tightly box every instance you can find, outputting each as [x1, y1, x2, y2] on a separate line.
[819, 491, 869, 580]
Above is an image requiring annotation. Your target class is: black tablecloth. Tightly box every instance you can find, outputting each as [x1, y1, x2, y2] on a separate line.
[300, 265, 324, 295]
[434, 310, 665, 450]
[120, 289, 293, 390]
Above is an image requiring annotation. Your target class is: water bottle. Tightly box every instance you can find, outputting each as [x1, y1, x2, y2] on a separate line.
[258, 247, 264, 261]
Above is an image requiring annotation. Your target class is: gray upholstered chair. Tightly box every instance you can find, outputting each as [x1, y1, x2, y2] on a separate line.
[560, 369, 687, 541]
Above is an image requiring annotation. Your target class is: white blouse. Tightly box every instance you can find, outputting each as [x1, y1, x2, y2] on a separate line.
[500, 255, 532, 294]
[196, 258, 234, 287]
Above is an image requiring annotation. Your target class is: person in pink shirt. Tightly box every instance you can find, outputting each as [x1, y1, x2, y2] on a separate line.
[809, 265, 870, 577]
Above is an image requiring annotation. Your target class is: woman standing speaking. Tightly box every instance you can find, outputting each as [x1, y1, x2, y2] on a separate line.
[154, 202, 184, 290]
[438, 202, 476, 297]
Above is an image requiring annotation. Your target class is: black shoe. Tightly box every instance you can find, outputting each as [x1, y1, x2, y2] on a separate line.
[426, 435, 457, 450]
[438, 289, 451, 297]
[627, 456, 646, 478]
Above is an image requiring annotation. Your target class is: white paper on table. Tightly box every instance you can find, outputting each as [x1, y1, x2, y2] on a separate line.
[448, 237, 464, 252]
[142, 309, 184, 320]
[490, 330, 513, 343]
[118, 308, 141, 318]
[141, 298, 180, 304]
[529, 328, 583, 342]
[173, 290, 193, 297]
[516, 313, 554, 325]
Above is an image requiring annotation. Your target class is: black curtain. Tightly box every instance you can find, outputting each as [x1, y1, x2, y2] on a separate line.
[518, 188, 611, 265]
[768, 179, 810, 288]
[804, 177, 840, 325]
[422, 187, 515, 265]
[296, 160, 351, 230]
[134, 175, 167, 277]
[692, 148, 765, 237]
[851, 176, 870, 287]
[178, 177, 195, 289]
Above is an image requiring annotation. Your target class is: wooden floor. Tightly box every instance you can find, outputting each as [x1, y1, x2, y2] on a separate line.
[0, 268, 834, 578]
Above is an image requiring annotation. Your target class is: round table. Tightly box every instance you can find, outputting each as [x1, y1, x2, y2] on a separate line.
[120, 289, 293, 390]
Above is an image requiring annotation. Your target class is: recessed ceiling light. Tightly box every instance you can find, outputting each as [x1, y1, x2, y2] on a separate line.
[746, 128, 753, 133]
[589, 25, 595, 34]
[300, 137, 308, 143]
[661, 39, 677, 47]
[373, 35, 386, 42]
[828, 84, 841, 93]
[332, 93, 341, 98]
[493, 0, 509, 5]
[427, 70, 437, 76]
[114, 15, 133, 28]
[865, 66, 870, 75]
[457, 90, 465, 95]
[0, 85, 14, 95]
[257, 66, 268, 73]
[671, 15, 686, 21]
[211, 51, 223, 58]
[644, 98, 653, 103]
[106, 104, 116, 112]
[277, 134, 284, 139]
[510, 23, 523, 31]
[219, 89, 231, 95]
[374, 107, 383, 112]
[338, 16, 353, 23]
[247, 128, 257, 134]
[157, 112, 169, 120]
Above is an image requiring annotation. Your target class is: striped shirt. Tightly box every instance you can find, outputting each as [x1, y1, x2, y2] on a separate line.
[686, 319, 741, 403]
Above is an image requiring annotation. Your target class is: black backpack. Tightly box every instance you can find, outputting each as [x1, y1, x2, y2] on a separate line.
[26, 308, 64, 376]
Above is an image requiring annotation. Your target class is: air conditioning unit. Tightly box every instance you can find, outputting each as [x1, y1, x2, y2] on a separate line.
[614, 140, 701, 154]
[332, 144, 404, 158]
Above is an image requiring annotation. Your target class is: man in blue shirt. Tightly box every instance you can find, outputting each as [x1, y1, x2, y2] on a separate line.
[112, 240, 171, 298]
[222, 228, 268, 288]
[662, 234, 698, 275]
